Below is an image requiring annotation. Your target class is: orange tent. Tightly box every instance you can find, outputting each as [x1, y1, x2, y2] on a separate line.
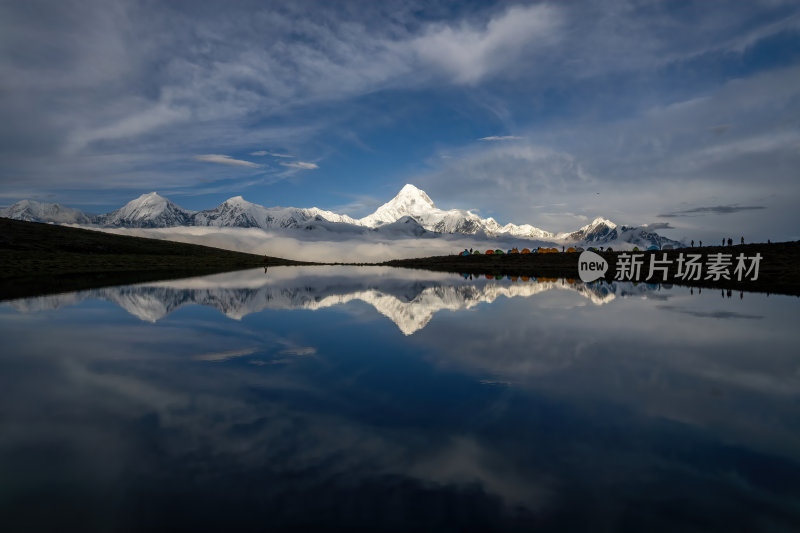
[521, 248, 531, 254]
[566, 247, 576, 253]
[486, 250, 494, 255]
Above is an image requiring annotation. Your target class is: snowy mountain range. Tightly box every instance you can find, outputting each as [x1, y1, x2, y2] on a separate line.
[6, 267, 666, 335]
[0, 184, 682, 249]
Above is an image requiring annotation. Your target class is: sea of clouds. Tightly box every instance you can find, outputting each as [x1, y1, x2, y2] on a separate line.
[81, 225, 547, 263]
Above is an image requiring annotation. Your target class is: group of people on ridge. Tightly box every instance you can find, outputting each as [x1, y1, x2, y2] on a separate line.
[690, 236, 745, 248]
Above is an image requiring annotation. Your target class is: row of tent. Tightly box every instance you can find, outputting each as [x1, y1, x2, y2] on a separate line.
[632, 245, 673, 251]
[460, 244, 672, 256]
[460, 247, 582, 256]
[461, 273, 579, 282]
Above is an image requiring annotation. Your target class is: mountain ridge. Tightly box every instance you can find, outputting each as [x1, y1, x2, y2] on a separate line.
[0, 184, 683, 249]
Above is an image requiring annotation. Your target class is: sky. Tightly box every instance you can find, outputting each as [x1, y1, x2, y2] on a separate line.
[1, 0, 799, 243]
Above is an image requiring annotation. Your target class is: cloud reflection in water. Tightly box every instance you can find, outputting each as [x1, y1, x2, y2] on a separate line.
[1, 267, 799, 531]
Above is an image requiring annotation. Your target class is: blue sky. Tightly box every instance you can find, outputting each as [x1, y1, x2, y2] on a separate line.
[1, 0, 799, 242]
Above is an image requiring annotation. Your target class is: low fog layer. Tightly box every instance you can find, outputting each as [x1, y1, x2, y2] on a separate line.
[85, 225, 548, 262]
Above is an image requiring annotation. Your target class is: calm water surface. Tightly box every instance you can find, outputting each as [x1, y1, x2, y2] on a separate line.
[1, 266, 799, 532]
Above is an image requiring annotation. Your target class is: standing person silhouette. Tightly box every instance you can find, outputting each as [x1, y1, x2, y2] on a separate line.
[727, 238, 732, 246]
[699, 240, 702, 247]
[740, 236, 744, 245]
[691, 240, 694, 247]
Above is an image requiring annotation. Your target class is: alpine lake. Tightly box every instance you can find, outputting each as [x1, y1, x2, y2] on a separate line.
[1, 265, 799, 532]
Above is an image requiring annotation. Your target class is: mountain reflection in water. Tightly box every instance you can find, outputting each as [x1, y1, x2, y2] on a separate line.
[1, 266, 799, 532]
[8, 266, 665, 335]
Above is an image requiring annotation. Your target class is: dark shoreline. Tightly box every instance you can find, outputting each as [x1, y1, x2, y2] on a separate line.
[380, 242, 800, 296]
[2, 218, 798, 300]
[0, 218, 312, 300]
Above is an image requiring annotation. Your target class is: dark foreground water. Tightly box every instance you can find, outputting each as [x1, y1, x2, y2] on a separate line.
[1, 266, 799, 532]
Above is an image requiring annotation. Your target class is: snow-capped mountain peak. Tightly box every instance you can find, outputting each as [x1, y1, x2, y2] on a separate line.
[134, 191, 165, 204]
[120, 192, 170, 213]
[222, 195, 252, 206]
[557, 216, 619, 243]
[585, 216, 617, 230]
[395, 183, 436, 209]
[0, 199, 92, 224]
[97, 192, 194, 228]
[191, 196, 267, 228]
[356, 184, 559, 239]
[360, 184, 438, 227]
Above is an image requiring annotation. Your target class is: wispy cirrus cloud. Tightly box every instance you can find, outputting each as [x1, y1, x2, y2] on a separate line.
[478, 136, 524, 142]
[416, 142, 593, 225]
[194, 154, 262, 168]
[409, 4, 562, 85]
[251, 151, 294, 158]
[658, 205, 766, 218]
[281, 161, 319, 170]
[194, 348, 259, 362]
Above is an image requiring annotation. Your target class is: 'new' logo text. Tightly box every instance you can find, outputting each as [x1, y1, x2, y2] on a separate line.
[578, 251, 608, 282]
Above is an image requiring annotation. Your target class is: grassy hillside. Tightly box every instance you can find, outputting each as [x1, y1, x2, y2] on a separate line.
[0, 218, 310, 300]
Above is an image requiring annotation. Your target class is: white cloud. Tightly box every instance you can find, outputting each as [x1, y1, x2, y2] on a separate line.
[280, 161, 318, 170]
[68, 102, 191, 152]
[251, 150, 294, 158]
[194, 154, 262, 168]
[194, 348, 259, 361]
[478, 136, 524, 142]
[409, 4, 562, 84]
[416, 142, 594, 225]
